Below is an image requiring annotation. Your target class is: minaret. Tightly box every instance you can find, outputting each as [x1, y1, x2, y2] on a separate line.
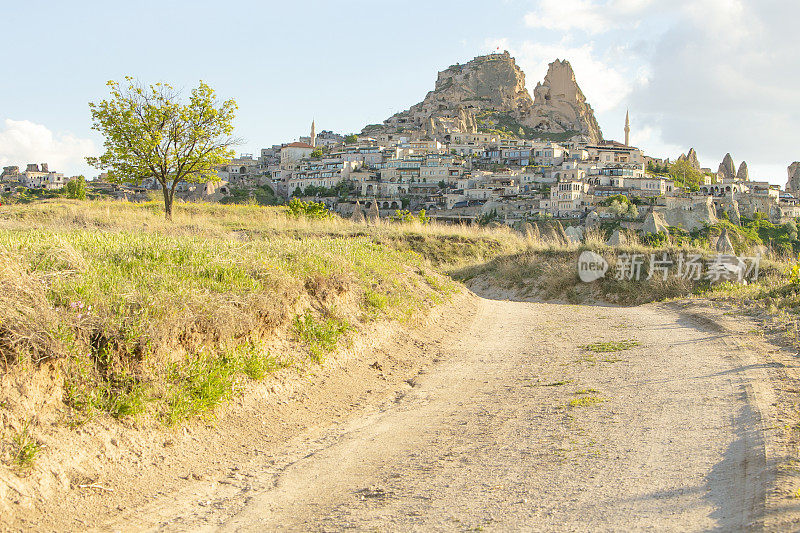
[310, 119, 317, 148]
[624, 110, 630, 146]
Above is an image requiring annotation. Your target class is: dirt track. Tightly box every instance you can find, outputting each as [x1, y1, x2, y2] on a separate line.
[209, 297, 796, 532]
[18, 293, 800, 531]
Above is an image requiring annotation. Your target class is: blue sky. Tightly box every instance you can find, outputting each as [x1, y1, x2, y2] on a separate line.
[2, 0, 798, 185]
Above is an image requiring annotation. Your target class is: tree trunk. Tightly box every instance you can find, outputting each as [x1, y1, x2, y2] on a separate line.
[162, 185, 173, 220]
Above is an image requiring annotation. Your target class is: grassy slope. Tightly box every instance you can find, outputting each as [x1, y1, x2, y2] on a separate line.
[0, 200, 523, 431]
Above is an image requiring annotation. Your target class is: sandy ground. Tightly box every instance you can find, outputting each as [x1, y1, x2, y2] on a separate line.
[10, 292, 800, 531]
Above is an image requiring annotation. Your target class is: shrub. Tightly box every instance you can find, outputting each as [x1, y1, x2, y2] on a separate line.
[391, 209, 429, 224]
[641, 231, 668, 247]
[287, 198, 333, 219]
[65, 176, 87, 200]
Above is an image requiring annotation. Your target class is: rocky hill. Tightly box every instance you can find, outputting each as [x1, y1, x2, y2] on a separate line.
[363, 52, 603, 143]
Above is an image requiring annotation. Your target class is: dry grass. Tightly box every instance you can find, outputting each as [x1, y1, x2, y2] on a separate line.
[0, 200, 523, 268]
[453, 236, 788, 306]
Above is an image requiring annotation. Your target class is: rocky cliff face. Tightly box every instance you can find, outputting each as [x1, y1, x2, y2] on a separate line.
[365, 52, 603, 143]
[677, 148, 701, 170]
[526, 59, 603, 143]
[736, 161, 749, 182]
[716, 154, 751, 181]
[787, 162, 800, 192]
[717, 153, 736, 180]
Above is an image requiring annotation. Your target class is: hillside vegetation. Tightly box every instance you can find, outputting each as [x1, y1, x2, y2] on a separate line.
[0, 200, 523, 430]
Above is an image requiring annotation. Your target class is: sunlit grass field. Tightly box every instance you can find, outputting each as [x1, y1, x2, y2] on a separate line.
[0, 199, 523, 424]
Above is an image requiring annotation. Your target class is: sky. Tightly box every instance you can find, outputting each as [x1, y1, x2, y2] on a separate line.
[1, 0, 798, 185]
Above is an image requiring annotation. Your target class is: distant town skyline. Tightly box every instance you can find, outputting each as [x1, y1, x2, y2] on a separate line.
[1, 0, 797, 185]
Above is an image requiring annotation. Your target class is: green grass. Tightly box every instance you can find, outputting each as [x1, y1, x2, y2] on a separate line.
[11, 422, 42, 470]
[239, 344, 283, 381]
[568, 396, 605, 408]
[364, 289, 388, 310]
[544, 380, 573, 387]
[165, 352, 239, 424]
[293, 313, 351, 363]
[582, 340, 640, 353]
[161, 342, 288, 425]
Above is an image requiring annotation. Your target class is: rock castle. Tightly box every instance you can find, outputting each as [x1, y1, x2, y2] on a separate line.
[364, 52, 603, 144]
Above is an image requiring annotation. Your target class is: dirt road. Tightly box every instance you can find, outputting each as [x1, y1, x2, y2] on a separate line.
[84, 293, 800, 532]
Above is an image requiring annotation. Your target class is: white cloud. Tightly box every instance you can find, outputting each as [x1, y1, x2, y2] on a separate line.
[628, 124, 684, 160]
[0, 119, 97, 176]
[628, 0, 800, 183]
[523, 0, 653, 34]
[524, 0, 610, 34]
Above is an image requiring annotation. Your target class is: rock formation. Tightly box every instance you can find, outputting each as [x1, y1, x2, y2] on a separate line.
[715, 228, 735, 254]
[736, 161, 749, 182]
[365, 52, 603, 143]
[534, 220, 569, 245]
[0, 166, 20, 179]
[367, 201, 380, 223]
[787, 162, 800, 193]
[717, 153, 736, 181]
[641, 211, 669, 235]
[522, 222, 539, 241]
[552, 220, 570, 246]
[677, 148, 701, 171]
[723, 200, 741, 225]
[606, 229, 626, 246]
[350, 201, 365, 223]
[533, 221, 555, 244]
[662, 197, 718, 232]
[527, 59, 603, 143]
[584, 211, 600, 229]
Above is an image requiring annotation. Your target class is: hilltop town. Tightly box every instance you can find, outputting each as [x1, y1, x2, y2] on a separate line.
[3, 51, 800, 237]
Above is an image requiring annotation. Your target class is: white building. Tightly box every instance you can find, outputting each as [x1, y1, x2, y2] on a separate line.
[20, 163, 65, 190]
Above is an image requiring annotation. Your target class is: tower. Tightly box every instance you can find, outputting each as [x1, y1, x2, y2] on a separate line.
[310, 119, 316, 148]
[624, 110, 630, 146]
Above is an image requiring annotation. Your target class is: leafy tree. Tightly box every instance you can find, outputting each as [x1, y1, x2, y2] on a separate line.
[65, 176, 87, 200]
[310, 148, 323, 159]
[607, 196, 638, 219]
[87, 77, 238, 219]
[600, 194, 630, 207]
[785, 220, 798, 241]
[344, 134, 358, 144]
[667, 160, 704, 191]
[220, 185, 279, 206]
[391, 210, 416, 223]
